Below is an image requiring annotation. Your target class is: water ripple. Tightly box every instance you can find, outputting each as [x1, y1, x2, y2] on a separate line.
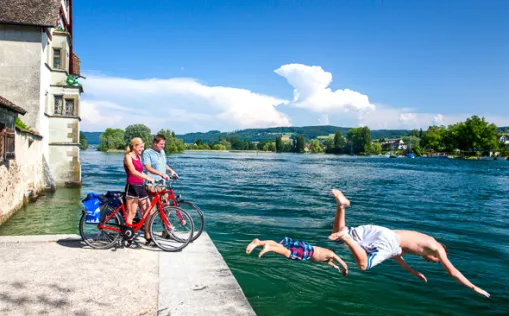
[1, 151, 508, 315]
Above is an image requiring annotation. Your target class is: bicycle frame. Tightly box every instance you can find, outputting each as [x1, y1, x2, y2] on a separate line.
[98, 190, 174, 234]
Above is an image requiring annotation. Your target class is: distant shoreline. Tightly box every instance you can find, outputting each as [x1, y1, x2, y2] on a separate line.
[94, 148, 275, 154]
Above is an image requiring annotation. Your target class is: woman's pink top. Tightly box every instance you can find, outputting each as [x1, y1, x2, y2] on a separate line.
[124, 154, 144, 185]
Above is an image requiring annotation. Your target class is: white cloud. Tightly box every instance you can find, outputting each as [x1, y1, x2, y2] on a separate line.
[81, 75, 290, 133]
[433, 114, 445, 126]
[274, 64, 376, 115]
[358, 107, 509, 130]
[79, 64, 509, 133]
[80, 100, 123, 128]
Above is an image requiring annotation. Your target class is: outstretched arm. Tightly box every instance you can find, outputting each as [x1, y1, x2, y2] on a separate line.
[327, 253, 348, 276]
[333, 253, 348, 276]
[393, 255, 427, 282]
[436, 248, 490, 298]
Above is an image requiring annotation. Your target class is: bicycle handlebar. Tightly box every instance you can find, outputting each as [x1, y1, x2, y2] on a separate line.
[154, 175, 179, 186]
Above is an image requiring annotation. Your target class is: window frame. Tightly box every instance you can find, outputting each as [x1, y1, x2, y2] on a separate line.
[64, 98, 75, 116]
[53, 48, 62, 70]
[0, 126, 15, 161]
[54, 95, 64, 115]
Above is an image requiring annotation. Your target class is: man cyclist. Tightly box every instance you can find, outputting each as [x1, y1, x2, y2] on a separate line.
[142, 134, 179, 244]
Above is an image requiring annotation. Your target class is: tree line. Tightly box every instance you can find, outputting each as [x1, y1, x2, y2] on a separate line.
[91, 115, 507, 156]
[97, 124, 185, 153]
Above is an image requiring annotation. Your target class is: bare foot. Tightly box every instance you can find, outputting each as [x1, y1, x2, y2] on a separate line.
[328, 227, 350, 241]
[246, 238, 260, 255]
[331, 189, 350, 208]
[258, 244, 270, 258]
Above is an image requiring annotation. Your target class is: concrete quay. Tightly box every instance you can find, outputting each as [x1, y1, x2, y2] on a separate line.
[0, 232, 256, 316]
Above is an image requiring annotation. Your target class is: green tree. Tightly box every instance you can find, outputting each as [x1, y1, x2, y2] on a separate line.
[461, 115, 499, 151]
[442, 123, 463, 152]
[275, 135, 283, 152]
[212, 144, 227, 150]
[295, 135, 306, 153]
[308, 139, 323, 153]
[413, 146, 423, 157]
[347, 127, 371, 154]
[323, 137, 335, 153]
[230, 135, 243, 150]
[401, 136, 421, 152]
[262, 141, 276, 152]
[124, 124, 152, 146]
[281, 141, 292, 152]
[196, 139, 205, 146]
[79, 131, 88, 150]
[157, 129, 185, 153]
[363, 142, 382, 155]
[334, 131, 345, 153]
[217, 136, 232, 150]
[98, 128, 125, 151]
[420, 126, 443, 151]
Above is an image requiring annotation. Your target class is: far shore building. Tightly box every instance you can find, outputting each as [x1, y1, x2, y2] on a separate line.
[381, 138, 407, 151]
[498, 135, 509, 145]
[0, 0, 83, 187]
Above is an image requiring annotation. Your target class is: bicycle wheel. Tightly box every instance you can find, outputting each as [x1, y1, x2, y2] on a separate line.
[149, 206, 194, 252]
[79, 210, 122, 249]
[176, 201, 204, 241]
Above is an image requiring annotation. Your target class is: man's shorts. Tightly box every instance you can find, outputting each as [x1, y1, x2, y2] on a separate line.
[279, 237, 315, 261]
[145, 184, 168, 201]
[125, 184, 148, 200]
[344, 225, 402, 270]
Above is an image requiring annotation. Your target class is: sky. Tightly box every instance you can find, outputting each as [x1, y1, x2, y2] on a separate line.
[74, 0, 509, 133]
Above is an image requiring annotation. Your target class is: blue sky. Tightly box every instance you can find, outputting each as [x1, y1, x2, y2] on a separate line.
[75, 0, 509, 133]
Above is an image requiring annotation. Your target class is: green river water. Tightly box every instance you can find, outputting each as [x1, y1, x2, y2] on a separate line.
[1, 150, 508, 315]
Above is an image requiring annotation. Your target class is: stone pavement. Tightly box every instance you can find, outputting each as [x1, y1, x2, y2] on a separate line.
[0, 233, 256, 316]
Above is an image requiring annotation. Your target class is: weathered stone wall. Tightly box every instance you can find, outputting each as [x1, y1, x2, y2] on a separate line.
[0, 24, 42, 131]
[48, 116, 81, 186]
[0, 130, 45, 225]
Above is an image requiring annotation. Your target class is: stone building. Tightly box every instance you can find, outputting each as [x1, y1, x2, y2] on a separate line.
[0, 96, 47, 225]
[0, 0, 83, 187]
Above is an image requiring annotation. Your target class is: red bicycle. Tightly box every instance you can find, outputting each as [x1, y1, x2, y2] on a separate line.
[151, 179, 204, 242]
[79, 188, 194, 252]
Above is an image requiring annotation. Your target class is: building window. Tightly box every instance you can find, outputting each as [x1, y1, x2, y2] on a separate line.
[53, 48, 62, 69]
[54, 95, 63, 114]
[65, 99, 75, 116]
[0, 125, 15, 161]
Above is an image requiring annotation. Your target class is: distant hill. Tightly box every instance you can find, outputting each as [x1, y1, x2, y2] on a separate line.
[83, 125, 509, 145]
[82, 132, 102, 144]
[177, 125, 413, 144]
[84, 126, 413, 145]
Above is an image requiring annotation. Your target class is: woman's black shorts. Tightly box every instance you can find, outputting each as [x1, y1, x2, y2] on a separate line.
[125, 184, 148, 200]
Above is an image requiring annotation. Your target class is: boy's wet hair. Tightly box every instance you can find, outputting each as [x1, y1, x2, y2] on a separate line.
[440, 242, 448, 255]
[153, 134, 166, 144]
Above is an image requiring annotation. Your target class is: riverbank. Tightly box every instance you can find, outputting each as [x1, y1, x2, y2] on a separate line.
[99, 149, 276, 154]
[0, 233, 255, 316]
[90, 147, 509, 160]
